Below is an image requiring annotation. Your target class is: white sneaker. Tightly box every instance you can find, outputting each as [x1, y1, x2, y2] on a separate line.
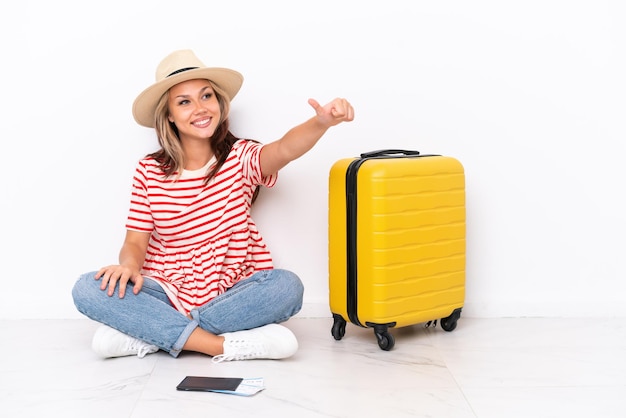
[91, 325, 159, 359]
[212, 324, 298, 363]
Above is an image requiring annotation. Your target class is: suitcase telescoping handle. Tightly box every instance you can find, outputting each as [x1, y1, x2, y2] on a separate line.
[360, 149, 420, 158]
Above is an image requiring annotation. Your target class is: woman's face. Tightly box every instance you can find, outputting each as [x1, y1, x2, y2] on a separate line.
[167, 78, 221, 142]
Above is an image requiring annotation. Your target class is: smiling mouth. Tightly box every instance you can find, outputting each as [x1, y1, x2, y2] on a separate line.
[192, 117, 212, 128]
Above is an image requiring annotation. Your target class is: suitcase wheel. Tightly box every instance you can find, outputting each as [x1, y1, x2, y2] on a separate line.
[373, 326, 395, 351]
[440, 308, 462, 332]
[331, 313, 346, 340]
[331, 315, 396, 351]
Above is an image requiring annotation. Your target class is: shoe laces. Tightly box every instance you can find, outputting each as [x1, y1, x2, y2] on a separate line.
[126, 339, 154, 358]
[212, 339, 265, 363]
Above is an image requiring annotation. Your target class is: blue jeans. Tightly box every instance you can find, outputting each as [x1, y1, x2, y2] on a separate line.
[71, 269, 304, 357]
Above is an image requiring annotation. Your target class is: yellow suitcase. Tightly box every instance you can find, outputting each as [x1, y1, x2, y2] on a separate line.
[328, 149, 466, 350]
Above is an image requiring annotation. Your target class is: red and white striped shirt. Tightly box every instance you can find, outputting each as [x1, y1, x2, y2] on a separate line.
[125, 139, 277, 315]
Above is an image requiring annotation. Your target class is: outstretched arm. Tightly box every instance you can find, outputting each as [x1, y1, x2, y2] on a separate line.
[260, 97, 354, 177]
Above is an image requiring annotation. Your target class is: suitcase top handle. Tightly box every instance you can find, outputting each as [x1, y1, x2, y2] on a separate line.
[360, 149, 420, 158]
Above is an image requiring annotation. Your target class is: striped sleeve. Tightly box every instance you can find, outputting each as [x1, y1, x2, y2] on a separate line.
[125, 159, 155, 232]
[234, 139, 277, 188]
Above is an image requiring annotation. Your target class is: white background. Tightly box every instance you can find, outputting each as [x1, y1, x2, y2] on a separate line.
[1, 0, 624, 319]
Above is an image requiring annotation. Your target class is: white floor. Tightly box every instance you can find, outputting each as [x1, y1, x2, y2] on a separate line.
[1, 317, 625, 418]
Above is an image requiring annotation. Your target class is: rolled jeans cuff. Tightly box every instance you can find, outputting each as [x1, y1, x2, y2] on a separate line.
[170, 310, 200, 358]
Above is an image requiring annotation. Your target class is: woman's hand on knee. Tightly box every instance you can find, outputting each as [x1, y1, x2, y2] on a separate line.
[95, 265, 144, 298]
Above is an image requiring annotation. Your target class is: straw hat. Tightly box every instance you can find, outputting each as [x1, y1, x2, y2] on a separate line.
[132, 49, 244, 127]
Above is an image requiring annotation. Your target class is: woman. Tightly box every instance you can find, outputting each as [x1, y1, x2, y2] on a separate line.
[72, 49, 354, 362]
